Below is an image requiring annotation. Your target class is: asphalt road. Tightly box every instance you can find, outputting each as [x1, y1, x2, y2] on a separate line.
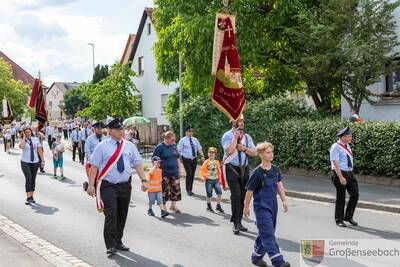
[0, 144, 399, 267]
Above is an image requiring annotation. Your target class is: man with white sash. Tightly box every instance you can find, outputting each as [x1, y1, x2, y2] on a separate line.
[221, 114, 257, 235]
[87, 118, 148, 256]
[330, 126, 359, 228]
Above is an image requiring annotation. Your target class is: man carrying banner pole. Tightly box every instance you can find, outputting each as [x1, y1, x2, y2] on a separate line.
[86, 118, 148, 256]
[211, 2, 257, 234]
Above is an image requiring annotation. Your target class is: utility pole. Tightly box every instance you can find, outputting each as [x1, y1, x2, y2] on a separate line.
[88, 43, 95, 77]
[179, 55, 183, 139]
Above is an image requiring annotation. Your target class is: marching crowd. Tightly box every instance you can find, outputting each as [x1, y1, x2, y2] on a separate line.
[0, 114, 360, 267]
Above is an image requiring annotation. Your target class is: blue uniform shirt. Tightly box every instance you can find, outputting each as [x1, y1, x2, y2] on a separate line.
[152, 142, 179, 177]
[246, 165, 282, 208]
[80, 127, 93, 141]
[330, 141, 353, 171]
[221, 128, 256, 167]
[45, 126, 53, 136]
[177, 136, 202, 159]
[10, 127, 16, 135]
[71, 129, 81, 142]
[91, 138, 143, 184]
[21, 137, 42, 163]
[85, 134, 108, 162]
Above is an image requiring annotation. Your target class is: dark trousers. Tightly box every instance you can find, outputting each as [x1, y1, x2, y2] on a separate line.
[72, 142, 81, 162]
[182, 157, 197, 193]
[80, 141, 86, 164]
[47, 135, 53, 150]
[21, 161, 40, 192]
[331, 171, 359, 222]
[226, 164, 250, 224]
[100, 179, 131, 249]
[11, 135, 15, 148]
[63, 129, 68, 140]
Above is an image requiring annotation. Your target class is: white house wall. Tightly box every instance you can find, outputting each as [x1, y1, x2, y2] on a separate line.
[46, 85, 64, 121]
[131, 16, 178, 126]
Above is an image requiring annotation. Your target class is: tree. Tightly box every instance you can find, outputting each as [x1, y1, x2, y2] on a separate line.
[92, 64, 109, 84]
[153, 0, 308, 96]
[63, 87, 90, 117]
[0, 58, 30, 119]
[341, 0, 400, 114]
[290, 0, 400, 114]
[77, 63, 139, 120]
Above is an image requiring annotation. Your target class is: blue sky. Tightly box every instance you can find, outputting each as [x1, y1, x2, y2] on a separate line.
[0, 0, 153, 85]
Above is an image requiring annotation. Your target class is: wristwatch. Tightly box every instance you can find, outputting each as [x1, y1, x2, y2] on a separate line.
[141, 179, 148, 183]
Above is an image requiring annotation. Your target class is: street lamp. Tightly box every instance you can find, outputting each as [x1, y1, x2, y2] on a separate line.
[88, 42, 95, 76]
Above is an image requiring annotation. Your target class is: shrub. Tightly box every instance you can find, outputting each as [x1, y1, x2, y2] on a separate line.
[167, 95, 400, 177]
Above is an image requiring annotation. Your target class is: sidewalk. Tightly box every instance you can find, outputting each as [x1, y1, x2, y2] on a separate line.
[0, 230, 51, 267]
[0, 214, 92, 267]
[283, 174, 400, 213]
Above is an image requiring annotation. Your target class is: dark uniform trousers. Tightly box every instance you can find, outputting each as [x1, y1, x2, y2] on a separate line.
[226, 164, 250, 224]
[182, 157, 197, 193]
[11, 135, 15, 148]
[331, 171, 359, 222]
[100, 179, 131, 249]
[80, 141, 86, 164]
[72, 142, 82, 162]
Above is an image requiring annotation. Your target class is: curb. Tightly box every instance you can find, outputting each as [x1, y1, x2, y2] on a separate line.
[286, 190, 400, 214]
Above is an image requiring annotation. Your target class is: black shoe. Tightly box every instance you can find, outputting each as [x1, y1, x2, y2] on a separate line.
[232, 224, 240, 235]
[252, 258, 267, 267]
[216, 204, 224, 213]
[187, 191, 194, 196]
[336, 221, 347, 227]
[238, 222, 248, 232]
[106, 247, 118, 255]
[25, 198, 30, 205]
[278, 262, 290, 267]
[161, 210, 169, 218]
[148, 209, 155, 216]
[344, 218, 358, 226]
[206, 204, 214, 213]
[29, 197, 36, 204]
[116, 243, 129, 251]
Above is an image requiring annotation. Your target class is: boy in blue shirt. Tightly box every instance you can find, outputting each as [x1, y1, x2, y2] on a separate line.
[244, 142, 290, 267]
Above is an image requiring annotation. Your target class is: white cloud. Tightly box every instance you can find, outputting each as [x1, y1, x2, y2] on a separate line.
[0, 0, 152, 86]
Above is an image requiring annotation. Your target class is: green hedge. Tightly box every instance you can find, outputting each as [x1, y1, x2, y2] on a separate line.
[168, 95, 400, 177]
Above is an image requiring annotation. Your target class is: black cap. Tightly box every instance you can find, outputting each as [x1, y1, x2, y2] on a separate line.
[93, 121, 105, 128]
[107, 118, 123, 129]
[337, 126, 351, 137]
[184, 126, 193, 132]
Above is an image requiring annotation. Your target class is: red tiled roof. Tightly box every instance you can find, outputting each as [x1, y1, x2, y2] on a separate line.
[0, 51, 35, 86]
[120, 34, 136, 64]
[145, 7, 154, 23]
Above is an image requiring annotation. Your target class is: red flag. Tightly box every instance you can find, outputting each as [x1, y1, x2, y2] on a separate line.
[29, 78, 47, 129]
[212, 15, 245, 121]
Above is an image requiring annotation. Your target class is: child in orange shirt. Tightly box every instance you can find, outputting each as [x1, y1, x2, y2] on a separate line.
[147, 156, 169, 218]
[199, 147, 224, 213]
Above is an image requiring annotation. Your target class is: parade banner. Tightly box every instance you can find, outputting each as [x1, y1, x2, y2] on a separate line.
[29, 79, 47, 130]
[211, 13, 245, 122]
[1, 97, 13, 124]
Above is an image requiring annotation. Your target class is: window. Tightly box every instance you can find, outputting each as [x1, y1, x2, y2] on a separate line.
[147, 23, 151, 35]
[386, 60, 400, 92]
[49, 101, 52, 107]
[138, 56, 144, 76]
[136, 95, 143, 116]
[161, 94, 168, 114]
